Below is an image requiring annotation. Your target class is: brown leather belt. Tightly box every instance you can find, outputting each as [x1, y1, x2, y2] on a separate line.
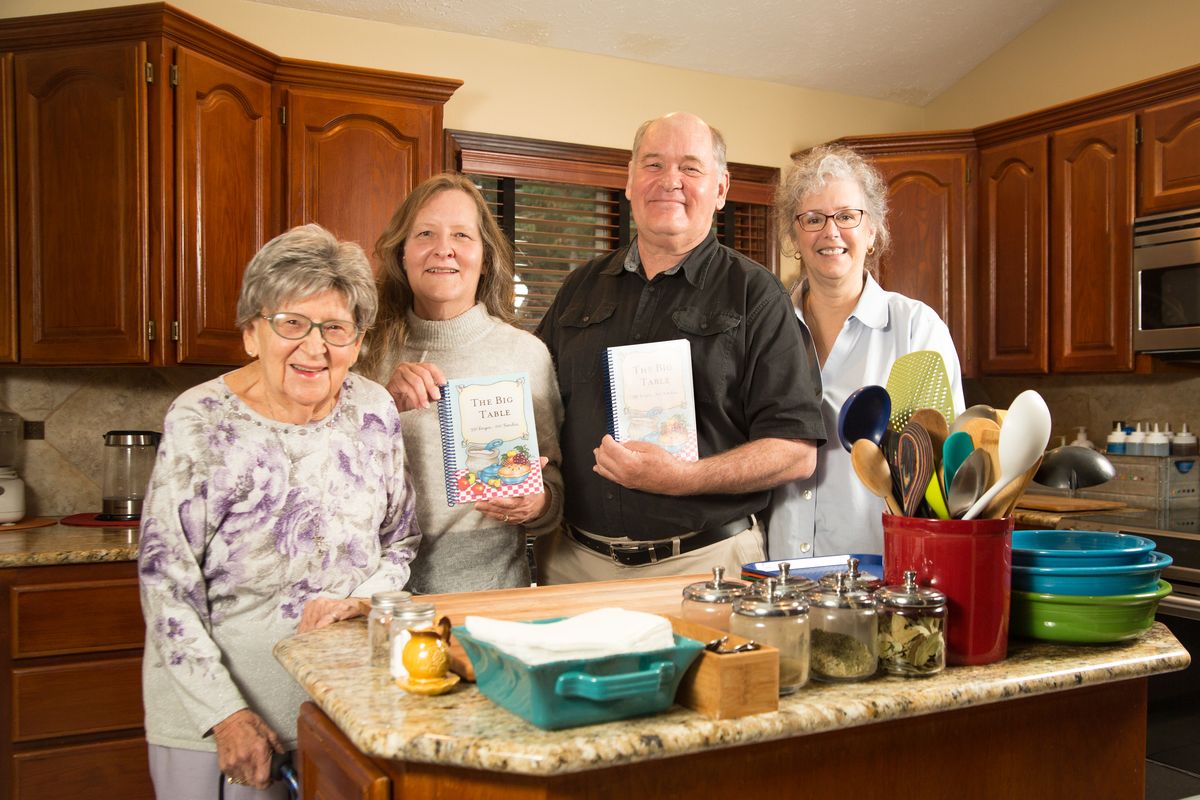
[566, 517, 753, 567]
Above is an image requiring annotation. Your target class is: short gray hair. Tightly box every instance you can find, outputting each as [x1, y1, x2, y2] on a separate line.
[775, 144, 891, 275]
[235, 224, 378, 331]
[631, 115, 728, 174]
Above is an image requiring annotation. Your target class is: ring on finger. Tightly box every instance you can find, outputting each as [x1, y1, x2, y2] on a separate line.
[503, 514, 510, 523]
[226, 776, 246, 786]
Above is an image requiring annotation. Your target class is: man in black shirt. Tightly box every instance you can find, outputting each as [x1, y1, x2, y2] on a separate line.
[534, 112, 825, 581]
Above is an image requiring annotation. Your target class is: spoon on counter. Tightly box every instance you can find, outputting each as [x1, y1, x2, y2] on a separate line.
[948, 447, 992, 519]
[851, 439, 902, 516]
[961, 390, 1052, 521]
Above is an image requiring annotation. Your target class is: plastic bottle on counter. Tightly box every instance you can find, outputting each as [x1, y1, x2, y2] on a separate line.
[1106, 422, 1127, 455]
[1145, 424, 1170, 457]
[1069, 426, 1095, 450]
[1165, 423, 1177, 447]
[1172, 423, 1199, 457]
[1126, 423, 1146, 456]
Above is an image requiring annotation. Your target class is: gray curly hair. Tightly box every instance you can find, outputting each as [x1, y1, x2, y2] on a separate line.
[235, 223, 377, 332]
[774, 144, 890, 276]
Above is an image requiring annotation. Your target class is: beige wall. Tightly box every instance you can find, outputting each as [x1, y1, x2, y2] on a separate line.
[925, 0, 1200, 131]
[1, 0, 924, 173]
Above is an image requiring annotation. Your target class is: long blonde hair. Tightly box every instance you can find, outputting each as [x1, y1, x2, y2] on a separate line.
[359, 172, 516, 382]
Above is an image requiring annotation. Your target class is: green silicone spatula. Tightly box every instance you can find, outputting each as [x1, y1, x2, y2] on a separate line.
[886, 350, 956, 433]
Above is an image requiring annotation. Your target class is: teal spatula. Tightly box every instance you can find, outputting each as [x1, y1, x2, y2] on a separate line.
[942, 430, 974, 490]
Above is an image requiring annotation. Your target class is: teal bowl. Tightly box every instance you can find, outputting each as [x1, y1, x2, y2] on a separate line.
[1010, 580, 1172, 643]
[1011, 551, 1172, 595]
[1012, 530, 1156, 567]
[453, 621, 703, 730]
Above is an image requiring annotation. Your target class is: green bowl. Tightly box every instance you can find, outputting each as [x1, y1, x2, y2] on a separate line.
[1009, 580, 1172, 644]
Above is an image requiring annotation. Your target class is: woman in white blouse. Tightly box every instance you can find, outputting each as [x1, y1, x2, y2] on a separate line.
[766, 145, 965, 558]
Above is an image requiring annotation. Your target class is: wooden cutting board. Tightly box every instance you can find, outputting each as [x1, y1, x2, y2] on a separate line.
[422, 573, 703, 681]
[0, 516, 57, 532]
[1016, 495, 1128, 512]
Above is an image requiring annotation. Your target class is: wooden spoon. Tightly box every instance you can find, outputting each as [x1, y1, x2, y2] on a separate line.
[960, 417, 1000, 451]
[910, 407, 950, 457]
[978, 427, 1002, 484]
[898, 422, 935, 517]
[851, 439, 902, 516]
[982, 456, 1044, 519]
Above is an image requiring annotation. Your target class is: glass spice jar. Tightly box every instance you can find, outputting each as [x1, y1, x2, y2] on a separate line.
[367, 591, 412, 668]
[875, 570, 947, 677]
[807, 573, 878, 682]
[389, 601, 436, 678]
[730, 578, 810, 695]
[681, 566, 748, 631]
[776, 561, 818, 597]
[818, 556, 882, 593]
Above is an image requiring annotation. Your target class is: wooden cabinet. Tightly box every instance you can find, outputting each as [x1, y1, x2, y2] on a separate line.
[1139, 92, 1200, 214]
[0, 560, 152, 800]
[0, 6, 460, 366]
[978, 135, 1049, 374]
[297, 702, 390, 800]
[1050, 114, 1135, 372]
[0, 53, 15, 364]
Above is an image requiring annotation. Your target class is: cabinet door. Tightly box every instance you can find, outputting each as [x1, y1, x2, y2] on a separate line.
[1139, 93, 1200, 215]
[175, 46, 272, 365]
[15, 42, 150, 364]
[297, 702, 390, 800]
[1050, 114, 1134, 373]
[284, 88, 436, 271]
[873, 152, 975, 376]
[1, 53, 15, 364]
[978, 135, 1049, 374]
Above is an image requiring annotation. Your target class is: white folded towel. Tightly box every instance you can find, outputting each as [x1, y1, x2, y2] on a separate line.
[464, 608, 675, 666]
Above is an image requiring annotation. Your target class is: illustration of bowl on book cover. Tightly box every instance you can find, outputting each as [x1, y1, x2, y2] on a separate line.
[438, 373, 544, 506]
[605, 339, 699, 462]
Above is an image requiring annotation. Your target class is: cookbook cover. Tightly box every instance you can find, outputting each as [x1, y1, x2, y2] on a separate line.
[437, 372, 543, 506]
[604, 339, 699, 461]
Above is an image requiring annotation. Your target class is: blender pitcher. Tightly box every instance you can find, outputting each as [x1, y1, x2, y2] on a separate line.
[99, 431, 161, 521]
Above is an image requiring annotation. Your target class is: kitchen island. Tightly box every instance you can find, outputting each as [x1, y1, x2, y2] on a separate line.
[275, 575, 1190, 800]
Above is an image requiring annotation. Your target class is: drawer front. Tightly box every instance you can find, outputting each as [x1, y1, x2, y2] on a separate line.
[11, 577, 144, 657]
[12, 655, 144, 741]
[12, 735, 153, 800]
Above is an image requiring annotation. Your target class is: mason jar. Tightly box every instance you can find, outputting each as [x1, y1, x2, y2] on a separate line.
[875, 570, 947, 677]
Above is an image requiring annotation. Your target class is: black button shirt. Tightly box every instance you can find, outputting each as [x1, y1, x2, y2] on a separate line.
[536, 233, 826, 540]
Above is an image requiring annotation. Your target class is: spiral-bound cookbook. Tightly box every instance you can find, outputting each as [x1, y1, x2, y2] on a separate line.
[604, 339, 699, 461]
[437, 372, 543, 506]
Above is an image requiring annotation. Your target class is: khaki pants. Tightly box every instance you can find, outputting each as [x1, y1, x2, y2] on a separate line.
[534, 521, 765, 584]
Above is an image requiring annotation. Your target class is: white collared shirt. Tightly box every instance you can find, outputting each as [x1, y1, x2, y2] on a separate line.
[765, 274, 965, 559]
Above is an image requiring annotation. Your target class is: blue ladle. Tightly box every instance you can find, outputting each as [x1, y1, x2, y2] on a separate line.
[837, 385, 891, 453]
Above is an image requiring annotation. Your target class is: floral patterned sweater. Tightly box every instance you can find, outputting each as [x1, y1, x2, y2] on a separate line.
[138, 373, 419, 752]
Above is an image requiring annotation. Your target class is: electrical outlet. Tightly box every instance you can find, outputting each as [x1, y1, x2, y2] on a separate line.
[23, 420, 44, 440]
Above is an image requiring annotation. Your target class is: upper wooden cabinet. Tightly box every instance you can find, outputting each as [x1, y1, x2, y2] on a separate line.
[978, 135, 1049, 374]
[1050, 114, 1135, 373]
[834, 133, 977, 377]
[1139, 92, 1200, 215]
[0, 53, 15, 364]
[0, 4, 460, 366]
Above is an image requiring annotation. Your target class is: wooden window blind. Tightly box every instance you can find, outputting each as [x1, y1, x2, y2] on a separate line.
[447, 131, 779, 331]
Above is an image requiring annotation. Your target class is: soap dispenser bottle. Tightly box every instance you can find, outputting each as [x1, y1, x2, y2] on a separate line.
[1069, 426, 1095, 450]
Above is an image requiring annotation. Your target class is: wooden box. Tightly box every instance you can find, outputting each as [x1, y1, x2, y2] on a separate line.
[666, 615, 779, 719]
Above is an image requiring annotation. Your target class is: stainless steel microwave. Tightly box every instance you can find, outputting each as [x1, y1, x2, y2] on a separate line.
[1134, 208, 1200, 355]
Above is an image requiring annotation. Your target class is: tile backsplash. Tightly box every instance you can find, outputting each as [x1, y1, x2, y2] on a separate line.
[2, 365, 1198, 518]
[0, 367, 224, 517]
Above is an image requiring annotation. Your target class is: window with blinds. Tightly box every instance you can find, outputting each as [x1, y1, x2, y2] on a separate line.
[449, 131, 779, 330]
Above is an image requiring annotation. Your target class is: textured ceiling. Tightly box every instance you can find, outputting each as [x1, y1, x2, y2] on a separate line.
[250, 0, 1063, 105]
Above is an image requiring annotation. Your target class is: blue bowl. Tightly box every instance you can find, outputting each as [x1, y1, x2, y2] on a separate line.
[1011, 551, 1173, 596]
[1012, 530, 1157, 568]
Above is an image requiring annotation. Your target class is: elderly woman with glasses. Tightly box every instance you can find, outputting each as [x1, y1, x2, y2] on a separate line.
[764, 145, 964, 559]
[137, 224, 419, 798]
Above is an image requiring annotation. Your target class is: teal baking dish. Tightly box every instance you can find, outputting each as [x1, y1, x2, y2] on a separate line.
[453, 620, 703, 730]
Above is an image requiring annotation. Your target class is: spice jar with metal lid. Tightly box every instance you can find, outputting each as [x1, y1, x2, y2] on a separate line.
[681, 566, 748, 631]
[389, 601, 436, 678]
[730, 578, 810, 694]
[875, 570, 947, 677]
[776, 561, 818, 597]
[367, 591, 413, 668]
[807, 573, 878, 682]
[818, 556, 882, 593]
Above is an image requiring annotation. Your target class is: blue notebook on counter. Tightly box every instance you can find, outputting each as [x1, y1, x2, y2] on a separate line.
[437, 372, 543, 506]
[603, 338, 698, 461]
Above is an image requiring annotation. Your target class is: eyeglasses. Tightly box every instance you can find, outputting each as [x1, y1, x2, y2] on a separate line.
[261, 312, 361, 347]
[795, 208, 865, 232]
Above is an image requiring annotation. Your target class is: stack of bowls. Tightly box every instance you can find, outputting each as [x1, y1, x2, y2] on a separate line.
[1009, 530, 1173, 643]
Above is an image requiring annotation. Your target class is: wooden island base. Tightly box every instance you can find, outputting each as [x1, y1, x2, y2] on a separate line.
[298, 676, 1147, 800]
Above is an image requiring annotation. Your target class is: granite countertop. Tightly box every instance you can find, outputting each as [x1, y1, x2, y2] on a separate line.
[0, 522, 140, 567]
[274, 617, 1190, 776]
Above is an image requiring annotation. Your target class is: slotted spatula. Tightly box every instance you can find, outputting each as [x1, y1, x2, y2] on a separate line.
[886, 350, 956, 433]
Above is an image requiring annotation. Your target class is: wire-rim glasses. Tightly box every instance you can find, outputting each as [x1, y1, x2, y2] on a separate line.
[261, 312, 361, 347]
[795, 208, 865, 232]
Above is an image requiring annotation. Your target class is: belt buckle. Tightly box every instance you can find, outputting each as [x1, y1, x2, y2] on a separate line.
[608, 541, 653, 566]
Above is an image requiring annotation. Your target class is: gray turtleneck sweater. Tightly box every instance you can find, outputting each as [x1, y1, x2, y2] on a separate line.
[390, 304, 564, 593]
